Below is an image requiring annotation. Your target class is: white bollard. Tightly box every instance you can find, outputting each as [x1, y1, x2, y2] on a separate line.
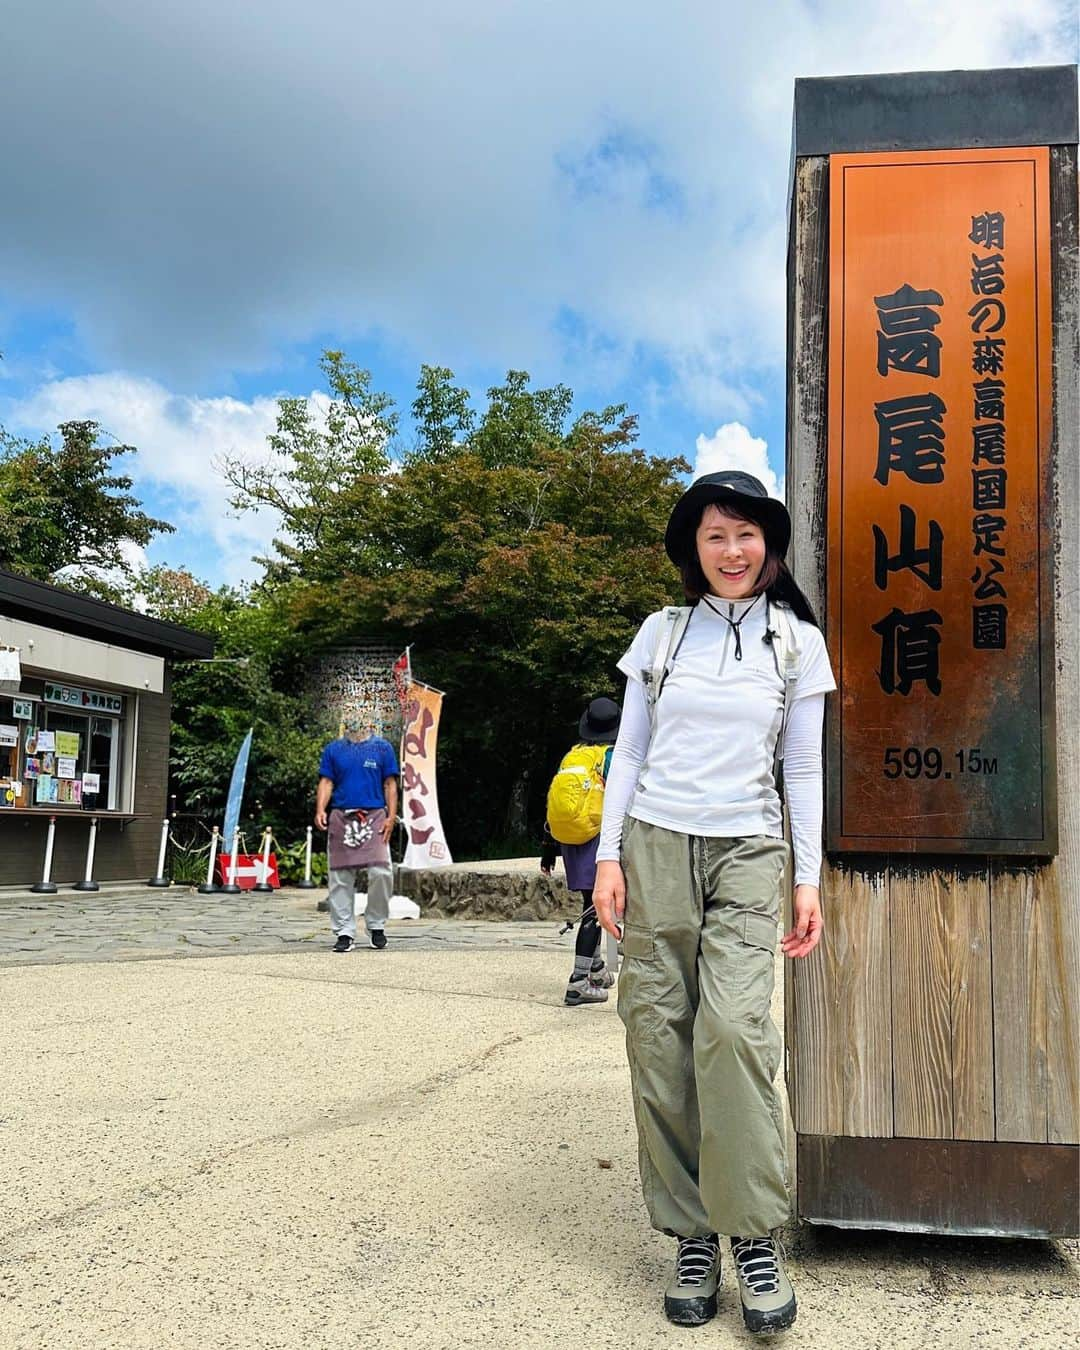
[147, 817, 171, 887]
[296, 824, 317, 889]
[73, 817, 100, 892]
[252, 826, 274, 893]
[198, 825, 222, 895]
[30, 814, 58, 894]
[220, 827, 243, 894]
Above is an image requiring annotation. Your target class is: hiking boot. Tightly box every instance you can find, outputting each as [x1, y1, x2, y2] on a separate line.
[564, 975, 608, 1005]
[730, 1235, 796, 1333]
[332, 934, 354, 953]
[664, 1233, 720, 1325]
[588, 960, 616, 989]
[370, 929, 388, 950]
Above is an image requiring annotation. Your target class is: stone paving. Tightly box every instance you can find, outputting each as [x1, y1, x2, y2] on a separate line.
[0, 881, 576, 967]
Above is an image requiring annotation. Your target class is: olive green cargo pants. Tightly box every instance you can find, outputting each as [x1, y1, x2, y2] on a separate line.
[618, 817, 791, 1238]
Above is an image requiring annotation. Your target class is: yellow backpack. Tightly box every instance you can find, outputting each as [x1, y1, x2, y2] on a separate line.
[546, 743, 609, 845]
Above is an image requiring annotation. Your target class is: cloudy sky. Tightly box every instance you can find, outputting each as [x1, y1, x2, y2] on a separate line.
[1, 2, 1075, 585]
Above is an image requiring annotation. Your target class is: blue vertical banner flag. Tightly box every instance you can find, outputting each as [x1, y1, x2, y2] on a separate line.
[222, 728, 253, 847]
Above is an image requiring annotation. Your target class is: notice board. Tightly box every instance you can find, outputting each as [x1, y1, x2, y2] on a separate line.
[827, 147, 1056, 854]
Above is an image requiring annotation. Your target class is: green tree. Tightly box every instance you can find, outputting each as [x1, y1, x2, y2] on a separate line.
[219, 350, 398, 584]
[0, 420, 173, 599]
[276, 391, 687, 851]
[409, 364, 475, 463]
[471, 369, 573, 469]
[143, 571, 323, 840]
[217, 352, 692, 854]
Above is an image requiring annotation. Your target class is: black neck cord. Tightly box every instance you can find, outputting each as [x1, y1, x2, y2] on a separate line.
[700, 592, 762, 661]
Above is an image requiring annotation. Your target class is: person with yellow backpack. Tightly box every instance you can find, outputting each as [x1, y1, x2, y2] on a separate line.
[540, 697, 621, 1006]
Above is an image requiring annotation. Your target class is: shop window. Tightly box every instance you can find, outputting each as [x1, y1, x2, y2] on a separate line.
[0, 696, 123, 810]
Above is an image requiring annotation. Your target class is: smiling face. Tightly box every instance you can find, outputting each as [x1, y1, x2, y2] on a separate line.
[694, 502, 767, 600]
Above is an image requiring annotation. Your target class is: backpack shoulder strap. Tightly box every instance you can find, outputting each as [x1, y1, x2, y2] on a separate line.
[767, 600, 802, 763]
[643, 606, 692, 731]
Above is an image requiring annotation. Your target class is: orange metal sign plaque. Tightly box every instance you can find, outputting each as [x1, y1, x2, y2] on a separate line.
[827, 148, 1056, 854]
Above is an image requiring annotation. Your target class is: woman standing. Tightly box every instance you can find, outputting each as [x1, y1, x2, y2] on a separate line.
[593, 471, 835, 1335]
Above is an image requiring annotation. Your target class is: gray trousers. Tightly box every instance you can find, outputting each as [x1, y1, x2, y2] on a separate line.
[618, 817, 791, 1239]
[328, 864, 392, 939]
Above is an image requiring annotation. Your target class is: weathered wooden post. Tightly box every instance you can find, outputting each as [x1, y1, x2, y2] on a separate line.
[786, 66, 1078, 1236]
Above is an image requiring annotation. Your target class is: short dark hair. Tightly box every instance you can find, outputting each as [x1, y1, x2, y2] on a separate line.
[673, 498, 821, 627]
[675, 500, 782, 602]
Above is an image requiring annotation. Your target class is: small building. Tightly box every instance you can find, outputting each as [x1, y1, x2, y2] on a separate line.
[0, 569, 213, 886]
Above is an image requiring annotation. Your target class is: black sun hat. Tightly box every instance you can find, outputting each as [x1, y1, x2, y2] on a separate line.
[664, 471, 791, 565]
[578, 697, 621, 745]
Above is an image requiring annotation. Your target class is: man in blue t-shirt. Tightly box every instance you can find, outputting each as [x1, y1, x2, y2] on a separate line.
[315, 714, 399, 952]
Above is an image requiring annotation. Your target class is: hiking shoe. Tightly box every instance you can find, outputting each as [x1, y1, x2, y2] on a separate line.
[564, 975, 608, 1005]
[588, 961, 616, 989]
[664, 1233, 721, 1326]
[370, 929, 388, 950]
[731, 1235, 796, 1333]
[332, 934, 354, 953]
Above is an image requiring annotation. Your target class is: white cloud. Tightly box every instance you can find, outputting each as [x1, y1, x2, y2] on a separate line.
[694, 422, 783, 499]
[0, 1, 1073, 421]
[6, 374, 290, 584]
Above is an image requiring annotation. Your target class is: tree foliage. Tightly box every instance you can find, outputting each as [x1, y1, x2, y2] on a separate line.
[0, 420, 173, 600]
[142, 568, 321, 841]
[222, 358, 689, 853]
[218, 350, 396, 584]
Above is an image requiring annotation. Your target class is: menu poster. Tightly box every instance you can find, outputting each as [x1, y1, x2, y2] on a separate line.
[35, 775, 57, 804]
[35, 731, 56, 753]
[40, 752, 56, 776]
[57, 756, 77, 780]
[57, 779, 82, 806]
[55, 732, 81, 757]
[82, 772, 101, 794]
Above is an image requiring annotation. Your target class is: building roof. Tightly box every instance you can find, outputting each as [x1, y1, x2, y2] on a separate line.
[0, 568, 215, 660]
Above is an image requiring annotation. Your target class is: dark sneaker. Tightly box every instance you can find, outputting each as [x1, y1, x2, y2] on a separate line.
[588, 961, 616, 989]
[731, 1235, 796, 1333]
[332, 934, 354, 953]
[370, 929, 388, 950]
[564, 975, 608, 1005]
[664, 1234, 720, 1326]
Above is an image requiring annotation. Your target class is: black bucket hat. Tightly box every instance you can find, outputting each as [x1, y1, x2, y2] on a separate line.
[578, 697, 621, 745]
[664, 471, 791, 565]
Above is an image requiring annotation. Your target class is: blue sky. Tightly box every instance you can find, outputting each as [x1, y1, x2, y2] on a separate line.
[1, 1, 1075, 586]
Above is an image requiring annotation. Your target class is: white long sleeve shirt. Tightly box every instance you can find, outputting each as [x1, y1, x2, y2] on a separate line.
[596, 598, 836, 886]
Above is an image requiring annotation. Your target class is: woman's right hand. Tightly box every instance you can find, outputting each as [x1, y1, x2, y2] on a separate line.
[593, 860, 626, 939]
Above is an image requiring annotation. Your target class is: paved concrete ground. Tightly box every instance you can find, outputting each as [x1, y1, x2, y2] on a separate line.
[0, 883, 571, 967]
[1, 885, 1076, 1349]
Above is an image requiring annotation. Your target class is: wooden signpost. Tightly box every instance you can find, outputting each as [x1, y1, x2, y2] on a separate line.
[785, 66, 1078, 1236]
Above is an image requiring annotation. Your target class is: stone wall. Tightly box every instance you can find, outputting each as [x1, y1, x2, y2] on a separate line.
[351, 866, 580, 922]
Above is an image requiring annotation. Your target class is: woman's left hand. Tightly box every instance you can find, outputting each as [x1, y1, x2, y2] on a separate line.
[781, 884, 823, 959]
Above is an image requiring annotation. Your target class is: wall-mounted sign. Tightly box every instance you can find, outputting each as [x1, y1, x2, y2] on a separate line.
[827, 147, 1055, 855]
[43, 682, 123, 715]
[0, 725, 18, 747]
[12, 699, 33, 720]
